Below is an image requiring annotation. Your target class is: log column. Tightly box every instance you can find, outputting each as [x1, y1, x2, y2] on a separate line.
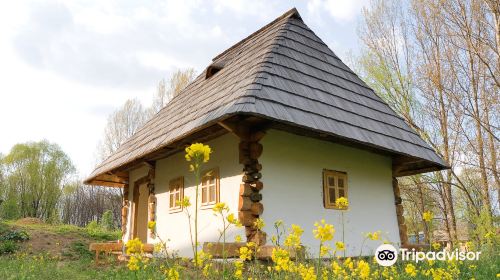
[121, 183, 130, 240]
[393, 177, 408, 246]
[238, 132, 266, 245]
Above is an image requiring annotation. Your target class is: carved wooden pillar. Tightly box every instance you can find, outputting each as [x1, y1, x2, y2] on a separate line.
[393, 177, 408, 246]
[147, 168, 156, 238]
[238, 131, 266, 245]
[121, 183, 130, 241]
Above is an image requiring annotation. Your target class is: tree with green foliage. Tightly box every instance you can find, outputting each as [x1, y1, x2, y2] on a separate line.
[100, 210, 115, 231]
[0, 141, 75, 221]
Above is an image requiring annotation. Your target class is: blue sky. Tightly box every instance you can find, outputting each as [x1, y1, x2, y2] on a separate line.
[0, 0, 370, 176]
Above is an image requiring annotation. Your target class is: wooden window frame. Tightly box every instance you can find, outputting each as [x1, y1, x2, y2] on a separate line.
[323, 169, 348, 210]
[169, 176, 184, 213]
[200, 168, 220, 208]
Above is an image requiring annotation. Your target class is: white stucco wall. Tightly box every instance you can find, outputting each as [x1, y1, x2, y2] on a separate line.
[260, 130, 400, 257]
[123, 129, 399, 258]
[151, 133, 245, 257]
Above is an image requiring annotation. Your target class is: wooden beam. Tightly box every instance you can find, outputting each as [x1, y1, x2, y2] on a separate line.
[142, 160, 155, 169]
[88, 180, 125, 188]
[395, 166, 441, 177]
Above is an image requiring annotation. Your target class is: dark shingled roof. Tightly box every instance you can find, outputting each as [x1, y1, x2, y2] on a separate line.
[85, 8, 446, 184]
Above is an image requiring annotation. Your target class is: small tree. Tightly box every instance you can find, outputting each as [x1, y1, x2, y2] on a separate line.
[100, 210, 115, 231]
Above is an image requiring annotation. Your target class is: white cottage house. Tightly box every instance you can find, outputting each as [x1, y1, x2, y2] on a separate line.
[85, 8, 447, 257]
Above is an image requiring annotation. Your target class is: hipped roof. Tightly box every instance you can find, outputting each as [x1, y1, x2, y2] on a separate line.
[85, 8, 447, 186]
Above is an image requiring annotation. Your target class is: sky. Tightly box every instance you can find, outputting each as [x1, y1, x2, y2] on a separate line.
[0, 0, 370, 178]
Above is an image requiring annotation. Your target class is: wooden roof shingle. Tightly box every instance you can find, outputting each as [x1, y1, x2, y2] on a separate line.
[85, 8, 446, 185]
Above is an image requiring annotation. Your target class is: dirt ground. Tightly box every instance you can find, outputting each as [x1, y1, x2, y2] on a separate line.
[7, 219, 95, 258]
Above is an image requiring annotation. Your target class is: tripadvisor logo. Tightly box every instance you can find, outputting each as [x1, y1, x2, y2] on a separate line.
[374, 244, 481, 266]
[374, 244, 398, 266]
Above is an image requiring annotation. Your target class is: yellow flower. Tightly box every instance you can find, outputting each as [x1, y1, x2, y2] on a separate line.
[185, 143, 211, 163]
[320, 244, 331, 257]
[284, 224, 304, 248]
[227, 213, 242, 227]
[298, 263, 316, 280]
[234, 260, 244, 279]
[366, 231, 381, 241]
[335, 241, 345, 251]
[127, 255, 140, 271]
[192, 251, 211, 268]
[432, 242, 441, 250]
[254, 218, 265, 230]
[235, 235, 242, 243]
[313, 219, 335, 242]
[212, 202, 229, 213]
[202, 263, 212, 277]
[271, 247, 292, 272]
[147, 220, 156, 231]
[153, 242, 163, 253]
[405, 263, 418, 277]
[239, 246, 252, 261]
[356, 260, 370, 279]
[331, 261, 345, 276]
[179, 196, 191, 207]
[291, 224, 304, 236]
[423, 211, 433, 222]
[484, 231, 494, 239]
[166, 267, 180, 280]
[126, 238, 143, 255]
[335, 197, 349, 209]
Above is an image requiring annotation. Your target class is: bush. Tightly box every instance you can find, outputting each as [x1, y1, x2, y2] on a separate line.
[0, 240, 19, 254]
[86, 220, 99, 233]
[70, 241, 93, 259]
[85, 220, 120, 241]
[0, 229, 29, 242]
[100, 210, 115, 231]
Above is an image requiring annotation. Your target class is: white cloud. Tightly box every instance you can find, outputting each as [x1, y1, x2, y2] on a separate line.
[308, 0, 368, 23]
[0, 0, 363, 177]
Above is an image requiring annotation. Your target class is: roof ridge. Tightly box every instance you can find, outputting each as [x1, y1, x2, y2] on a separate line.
[212, 8, 300, 61]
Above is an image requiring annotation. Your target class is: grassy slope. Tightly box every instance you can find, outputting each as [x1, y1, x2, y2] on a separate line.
[0, 220, 139, 279]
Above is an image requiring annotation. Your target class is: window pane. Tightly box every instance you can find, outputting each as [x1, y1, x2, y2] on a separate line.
[328, 187, 336, 204]
[202, 187, 207, 203]
[209, 185, 215, 202]
[338, 178, 344, 188]
[338, 188, 345, 198]
[170, 194, 174, 208]
[328, 176, 335, 187]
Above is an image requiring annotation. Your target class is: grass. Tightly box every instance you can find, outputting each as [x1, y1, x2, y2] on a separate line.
[2, 220, 121, 241]
[0, 254, 148, 280]
[0, 220, 498, 279]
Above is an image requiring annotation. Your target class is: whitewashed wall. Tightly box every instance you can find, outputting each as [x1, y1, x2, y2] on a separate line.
[260, 130, 400, 257]
[151, 133, 245, 257]
[123, 129, 400, 258]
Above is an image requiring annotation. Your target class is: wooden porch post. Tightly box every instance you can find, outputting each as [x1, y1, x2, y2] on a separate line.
[393, 177, 408, 246]
[147, 168, 157, 238]
[121, 183, 130, 241]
